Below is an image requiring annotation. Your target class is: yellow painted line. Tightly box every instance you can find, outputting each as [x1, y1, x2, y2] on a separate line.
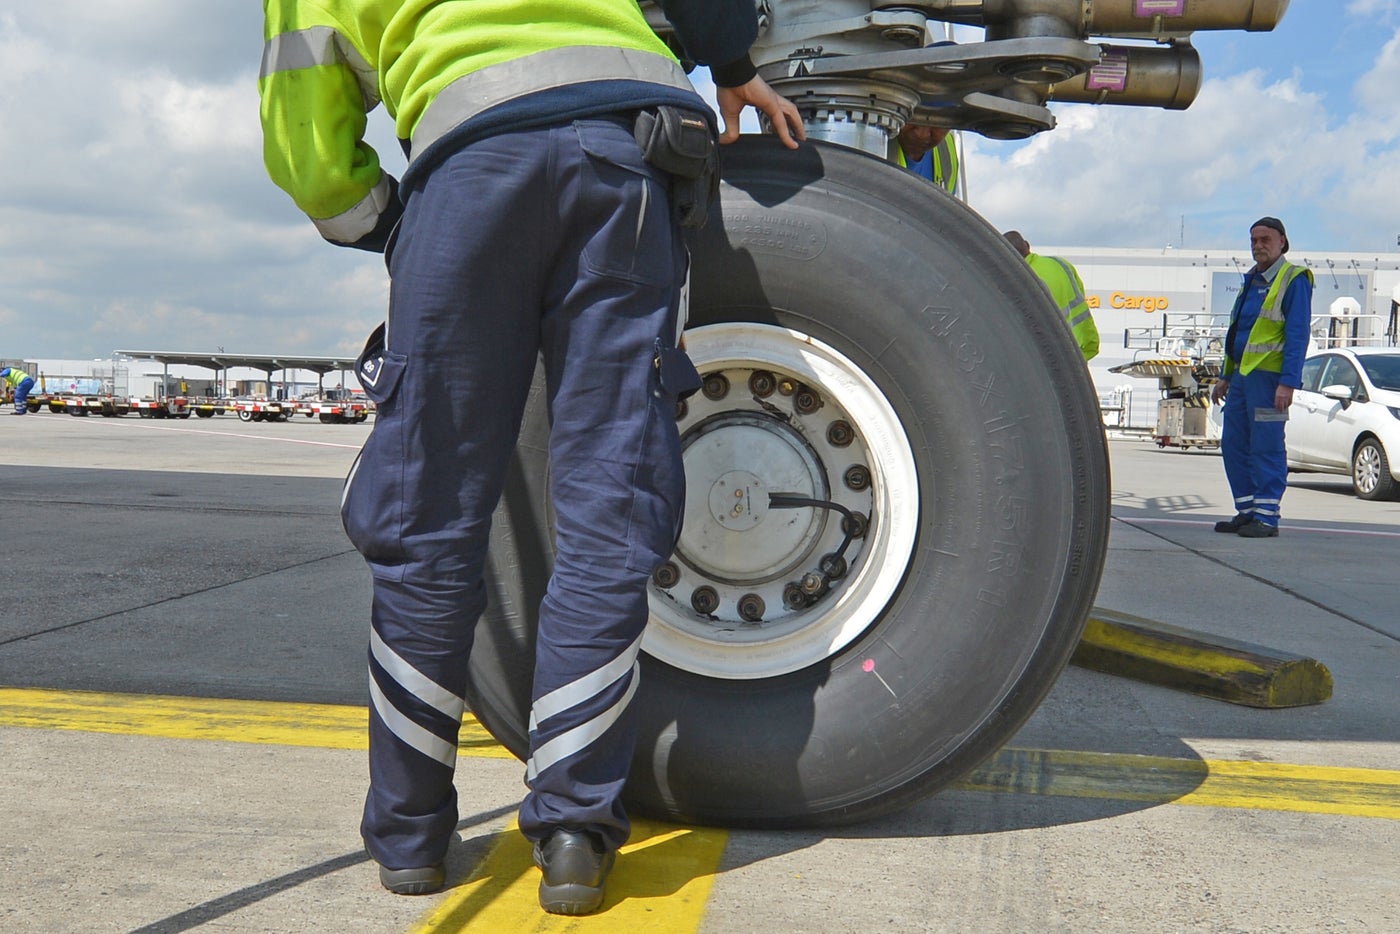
[411, 818, 726, 933]
[0, 686, 511, 758]
[3, 687, 1397, 819]
[957, 747, 1400, 820]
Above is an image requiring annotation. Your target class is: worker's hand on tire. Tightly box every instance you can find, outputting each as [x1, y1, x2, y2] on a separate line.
[717, 77, 805, 149]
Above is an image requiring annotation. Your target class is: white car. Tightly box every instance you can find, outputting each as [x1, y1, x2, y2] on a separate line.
[1288, 347, 1400, 500]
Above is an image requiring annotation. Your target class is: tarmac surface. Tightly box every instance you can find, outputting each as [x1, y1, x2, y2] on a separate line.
[2, 412, 1397, 933]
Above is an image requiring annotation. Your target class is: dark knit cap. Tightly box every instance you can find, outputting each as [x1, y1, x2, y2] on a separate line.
[1251, 216, 1289, 252]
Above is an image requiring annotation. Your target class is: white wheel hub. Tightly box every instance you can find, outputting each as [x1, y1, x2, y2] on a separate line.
[643, 323, 920, 679]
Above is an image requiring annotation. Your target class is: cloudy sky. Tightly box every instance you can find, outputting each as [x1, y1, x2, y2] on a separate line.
[3, 1, 1398, 361]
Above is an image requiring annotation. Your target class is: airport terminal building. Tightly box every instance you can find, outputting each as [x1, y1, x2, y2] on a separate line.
[1057, 245, 1400, 428]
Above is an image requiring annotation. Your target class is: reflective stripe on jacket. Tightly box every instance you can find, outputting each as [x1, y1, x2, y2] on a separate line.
[1223, 261, 1313, 378]
[1026, 253, 1100, 361]
[258, 0, 727, 247]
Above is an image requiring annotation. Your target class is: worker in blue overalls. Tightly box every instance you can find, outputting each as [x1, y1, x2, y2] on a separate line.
[1210, 217, 1313, 538]
[3, 366, 35, 415]
[259, 0, 804, 915]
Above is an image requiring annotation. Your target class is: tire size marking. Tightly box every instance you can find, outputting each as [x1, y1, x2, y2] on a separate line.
[924, 303, 1036, 599]
[722, 212, 828, 260]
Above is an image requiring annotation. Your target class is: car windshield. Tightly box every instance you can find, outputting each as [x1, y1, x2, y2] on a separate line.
[1358, 354, 1400, 391]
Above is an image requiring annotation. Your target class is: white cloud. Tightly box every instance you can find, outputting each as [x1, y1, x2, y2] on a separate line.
[969, 68, 1331, 249]
[1346, 0, 1398, 17]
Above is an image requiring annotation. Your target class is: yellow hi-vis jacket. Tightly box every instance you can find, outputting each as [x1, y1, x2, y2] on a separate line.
[2, 366, 32, 389]
[258, 0, 726, 249]
[1222, 261, 1313, 378]
[896, 135, 959, 195]
[1026, 253, 1100, 361]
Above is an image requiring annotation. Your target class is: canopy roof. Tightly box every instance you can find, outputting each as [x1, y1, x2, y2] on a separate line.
[115, 350, 357, 377]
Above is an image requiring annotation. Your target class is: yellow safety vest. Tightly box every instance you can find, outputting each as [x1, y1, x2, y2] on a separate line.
[896, 136, 958, 195]
[1026, 254, 1099, 361]
[1223, 261, 1312, 378]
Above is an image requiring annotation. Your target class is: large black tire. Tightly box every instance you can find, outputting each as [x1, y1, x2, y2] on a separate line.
[468, 137, 1110, 828]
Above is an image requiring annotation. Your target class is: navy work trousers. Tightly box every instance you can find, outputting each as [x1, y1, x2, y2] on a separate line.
[1221, 367, 1288, 527]
[342, 117, 694, 870]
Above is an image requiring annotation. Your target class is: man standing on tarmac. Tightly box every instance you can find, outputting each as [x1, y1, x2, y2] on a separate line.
[1210, 217, 1314, 538]
[1003, 231, 1100, 361]
[2, 365, 35, 415]
[259, 0, 804, 917]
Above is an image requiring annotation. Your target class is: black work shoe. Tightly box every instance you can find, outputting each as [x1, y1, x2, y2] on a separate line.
[1214, 513, 1252, 533]
[1237, 519, 1279, 538]
[533, 829, 615, 915]
[378, 862, 445, 895]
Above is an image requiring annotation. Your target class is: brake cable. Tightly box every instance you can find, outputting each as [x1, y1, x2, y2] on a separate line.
[767, 492, 868, 607]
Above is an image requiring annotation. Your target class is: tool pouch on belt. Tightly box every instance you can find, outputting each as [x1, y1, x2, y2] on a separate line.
[634, 106, 718, 230]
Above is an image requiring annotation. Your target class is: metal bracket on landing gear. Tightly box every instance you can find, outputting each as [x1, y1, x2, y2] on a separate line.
[767, 37, 1100, 140]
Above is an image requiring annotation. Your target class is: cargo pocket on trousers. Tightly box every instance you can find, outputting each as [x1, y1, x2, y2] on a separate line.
[341, 323, 411, 579]
[575, 120, 673, 288]
[625, 341, 702, 574]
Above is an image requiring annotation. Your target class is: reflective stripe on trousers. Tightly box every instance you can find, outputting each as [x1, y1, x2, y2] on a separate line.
[342, 118, 691, 868]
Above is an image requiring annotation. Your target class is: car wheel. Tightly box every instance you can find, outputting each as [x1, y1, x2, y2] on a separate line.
[1352, 437, 1398, 501]
[466, 137, 1111, 827]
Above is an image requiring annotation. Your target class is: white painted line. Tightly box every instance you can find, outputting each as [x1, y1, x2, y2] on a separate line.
[1117, 515, 1400, 539]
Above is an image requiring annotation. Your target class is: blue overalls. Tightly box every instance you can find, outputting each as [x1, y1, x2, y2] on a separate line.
[341, 118, 697, 870]
[1220, 261, 1311, 528]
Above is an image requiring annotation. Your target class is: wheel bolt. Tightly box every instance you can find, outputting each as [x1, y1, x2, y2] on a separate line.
[691, 585, 719, 614]
[778, 378, 798, 396]
[800, 572, 825, 595]
[674, 399, 688, 421]
[842, 512, 869, 538]
[844, 465, 870, 491]
[826, 420, 854, 447]
[702, 374, 730, 400]
[738, 593, 765, 622]
[794, 388, 820, 414]
[653, 562, 680, 589]
[782, 582, 807, 610]
[748, 370, 777, 398]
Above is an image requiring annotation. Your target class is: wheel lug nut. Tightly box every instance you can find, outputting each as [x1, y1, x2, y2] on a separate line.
[748, 370, 777, 398]
[844, 465, 870, 491]
[842, 512, 869, 538]
[674, 398, 688, 421]
[778, 378, 798, 396]
[827, 419, 854, 447]
[782, 582, 807, 609]
[653, 561, 680, 589]
[800, 572, 825, 595]
[738, 593, 765, 622]
[794, 388, 820, 414]
[702, 374, 730, 400]
[691, 585, 719, 614]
